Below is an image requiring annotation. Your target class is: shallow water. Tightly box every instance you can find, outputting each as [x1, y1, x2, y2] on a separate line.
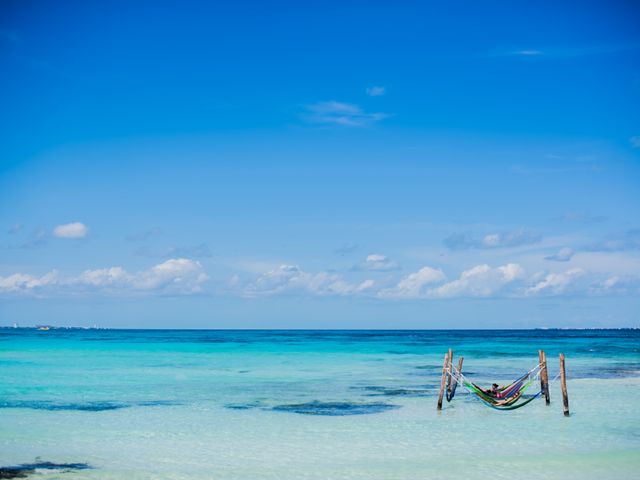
[1, 329, 639, 479]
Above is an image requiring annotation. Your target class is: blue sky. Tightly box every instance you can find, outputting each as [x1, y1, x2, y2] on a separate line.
[1, 0, 639, 328]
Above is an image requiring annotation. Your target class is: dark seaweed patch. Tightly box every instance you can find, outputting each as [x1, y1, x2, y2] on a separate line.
[570, 363, 640, 379]
[224, 399, 266, 410]
[224, 400, 265, 410]
[356, 386, 434, 397]
[0, 461, 91, 479]
[0, 401, 127, 412]
[135, 400, 181, 407]
[225, 404, 255, 410]
[0, 400, 179, 412]
[271, 401, 399, 416]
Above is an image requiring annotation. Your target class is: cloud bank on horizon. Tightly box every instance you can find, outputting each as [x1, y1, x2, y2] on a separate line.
[2, 228, 639, 302]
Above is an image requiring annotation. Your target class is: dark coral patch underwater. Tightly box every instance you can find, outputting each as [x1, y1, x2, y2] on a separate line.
[0, 461, 91, 479]
[356, 386, 435, 397]
[224, 400, 400, 415]
[271, 401, 400, 416]
[224, 400, 266, 410]
[0, 400, 179, 412]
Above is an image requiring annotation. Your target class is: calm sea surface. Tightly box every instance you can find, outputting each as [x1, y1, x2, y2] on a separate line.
[1, 329, 639, 479]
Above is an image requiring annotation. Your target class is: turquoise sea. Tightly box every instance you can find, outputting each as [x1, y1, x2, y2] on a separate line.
[1, 329, 639, 479]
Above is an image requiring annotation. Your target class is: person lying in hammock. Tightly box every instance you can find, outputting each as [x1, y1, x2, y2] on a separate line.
[481, 383, 501, 397]
[483, 383, 523, 405]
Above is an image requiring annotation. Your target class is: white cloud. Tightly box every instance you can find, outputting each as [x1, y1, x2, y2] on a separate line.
[133, 258, 208, 292]
[0, 271, 59, 292]
[352, 254, 400, 271]
[525, 268, 584, 296]
[428, 263, 525, 298]
[590, 275, 640, 295]
[244, 264, 373, 297]
[8, 256, 633, 302]
[303, 101, 389, 127]
[53, 222, 88, 239]
[366, 86, 386, 97]
[239, 261, 634, 300]
[0, 259, 208, 296]
[499, 263, 525, 282]
[489, 45, 638, 59]
[514, 50, 543, 56]
[379, 263, 526, 300]
[445, 228, 541, 250]
[481, 229, 541, 248]
[486, 48, 543, 57]
[76, 267, 130, 287]
[358, 279, 375, 290]
[631, 136, 640, 148]
[545, 247, 575, 262]
[379, 266, 445, 299]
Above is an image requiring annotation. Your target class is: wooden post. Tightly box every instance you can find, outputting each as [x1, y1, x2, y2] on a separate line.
[542, 350, 550, 404]
[437, 351, 449, 410]
[559, 353, 569, 417]
[456, 356, 464, 377]
[453, 356, 464, 393]
[539, 349, 550, 404]
[538, 349, 544, 393]
[446, 348, 454, 395]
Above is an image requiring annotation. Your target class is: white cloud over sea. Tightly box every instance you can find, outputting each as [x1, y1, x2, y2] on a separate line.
[242, 264, 374, 297]
[0, 258, 208, 296]
[352, 254, 400, 272]
[2, 253, 638, 300]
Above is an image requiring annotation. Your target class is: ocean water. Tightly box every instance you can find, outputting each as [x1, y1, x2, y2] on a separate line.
[1, 329, 639, 480]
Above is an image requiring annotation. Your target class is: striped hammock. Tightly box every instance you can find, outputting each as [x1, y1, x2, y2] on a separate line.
[446, 363, 545, 411]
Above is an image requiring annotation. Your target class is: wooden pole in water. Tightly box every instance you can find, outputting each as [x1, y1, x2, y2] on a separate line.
[539, 349, 550, 404]
[446, 348, 454, 395]
[543, 350, 550, 404]
[559, 353, 569, 416]
[455, 356, 464, 389]
[538, 349, 544, 392]
[437, 351, 449, 410]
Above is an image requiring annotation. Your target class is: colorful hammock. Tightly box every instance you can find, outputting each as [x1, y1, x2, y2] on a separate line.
[446, 363, 545, 411]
